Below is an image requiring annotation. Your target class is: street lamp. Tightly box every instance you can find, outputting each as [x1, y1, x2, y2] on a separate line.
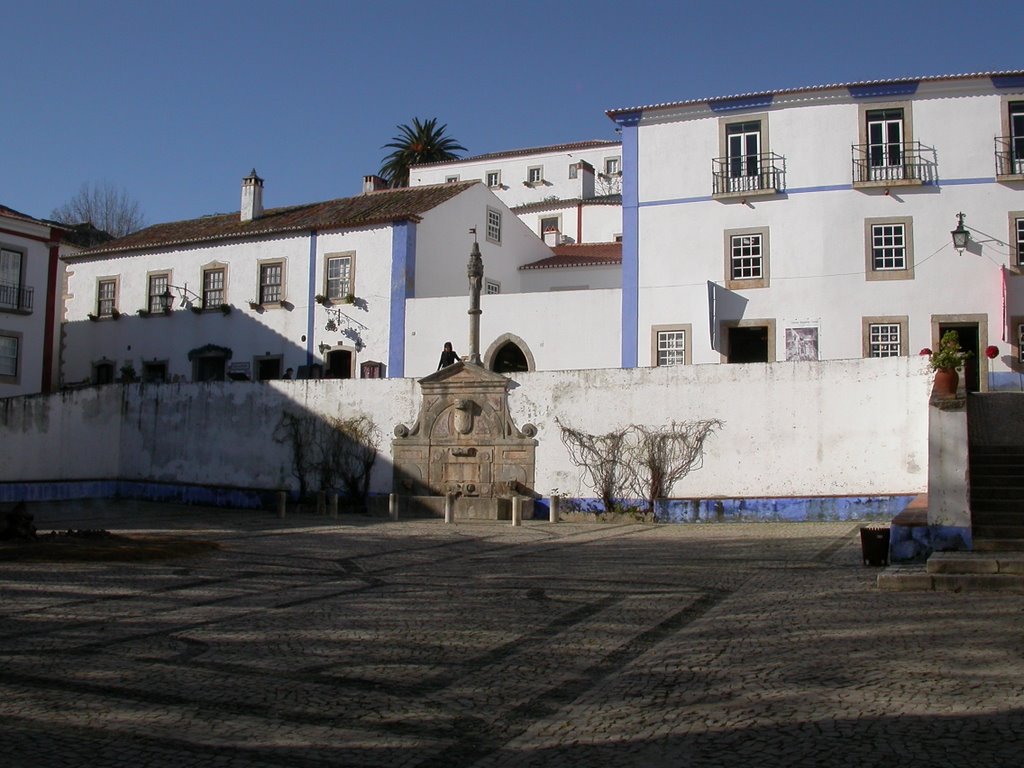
[951, 212, 970, 253]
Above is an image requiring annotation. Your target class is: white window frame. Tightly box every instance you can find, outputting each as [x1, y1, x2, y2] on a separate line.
[445, 175, 460, 183]
[485, 279, 501, 295]
[325, 252, 355, 301]
[201, 264, 227, 309]
[539, 214, 561, 237]
[724, 227, 769, 289]
[1010, 211, 1024, 272]
[0, 331, 20, 383]
[258, 260, 285, 305]
[527, 166, 543, 185]
[147, 272, 170, 314]
[568, 163, 578, 179]
[604, 157, 621, 176]
[651, 324, 692, 366]
[486, 170, 501, 188]
[865, 217, 914, 281]
[863, 316, 908, 358]
[96, 277, 118, 317]
[0, 247, 24, 311]
[486, 208, 502, 244]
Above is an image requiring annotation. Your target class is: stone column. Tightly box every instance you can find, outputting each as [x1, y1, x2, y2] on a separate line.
[467, 241, 483, 365]
[511, 496, 522, 526]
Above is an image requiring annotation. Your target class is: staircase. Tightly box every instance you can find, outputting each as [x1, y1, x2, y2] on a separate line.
[967, 394, 1024, 551]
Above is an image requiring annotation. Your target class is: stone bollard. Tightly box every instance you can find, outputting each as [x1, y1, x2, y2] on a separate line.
[276, 491, 287, 519]
[550, 495, 560, 524]
[389, 493, 399, 521]
[511, 496, 522, 527]
[329, 493, 338, 519]
[316, 491, 326, 516]
[445, 494, 455, 524]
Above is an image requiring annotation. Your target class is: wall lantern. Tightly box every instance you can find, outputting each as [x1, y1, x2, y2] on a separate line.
[951, 212, 970, 253]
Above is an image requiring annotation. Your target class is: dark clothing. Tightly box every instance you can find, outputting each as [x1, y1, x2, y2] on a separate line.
[438, 349, 460, 369]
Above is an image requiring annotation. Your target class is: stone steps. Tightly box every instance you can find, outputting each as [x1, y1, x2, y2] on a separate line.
[878, 552, 1024, 592]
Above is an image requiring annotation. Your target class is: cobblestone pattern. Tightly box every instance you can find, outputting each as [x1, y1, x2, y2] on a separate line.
[1, 501, 1022, 767]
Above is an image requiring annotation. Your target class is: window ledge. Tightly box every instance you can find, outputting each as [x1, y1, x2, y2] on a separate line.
[725, 278, 769, 290]
[996, 172, 1024, 183]
[713, 187, 779, 201]
[0, 306, 32, 316]
[853, 178, 923, 190]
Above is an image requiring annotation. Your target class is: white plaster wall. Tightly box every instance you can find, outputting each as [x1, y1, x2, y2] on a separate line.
[520, 265, 621, 292]
[414, 186, 551, 297]
[633, 79, 1024, 374]
[0, 217, 53, 397]
[403, 289, 621, 377]
[0, 356, 929, 501]
[410, 144, 620, 208]
[927, 403, 970, 528]
[518, 202, 623, 245]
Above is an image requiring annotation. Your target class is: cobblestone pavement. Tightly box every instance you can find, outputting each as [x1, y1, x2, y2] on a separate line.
[2, 501, 1023, 767]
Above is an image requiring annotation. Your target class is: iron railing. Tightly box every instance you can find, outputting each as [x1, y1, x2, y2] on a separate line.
[852, 141, 930, 184]
[712, 152, 785, 196]
[995, 136, 1024, 177]
[0, 282, 33, 313]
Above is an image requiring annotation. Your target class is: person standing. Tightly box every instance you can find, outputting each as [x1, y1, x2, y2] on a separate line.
[437, 342, 460, 370]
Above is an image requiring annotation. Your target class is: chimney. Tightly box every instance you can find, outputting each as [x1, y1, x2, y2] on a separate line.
[363, 174, 388, 194]
[241, 169, 264, 222]
[543, 227, 561, 247]
[576, 160, 595, 200]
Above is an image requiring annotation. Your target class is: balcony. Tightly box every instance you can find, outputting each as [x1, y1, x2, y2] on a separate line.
[712, 153, 785, 199]
[995, 137, 1024, 180]
[852, 141, 933, 187]
[0, 282, 33, 314]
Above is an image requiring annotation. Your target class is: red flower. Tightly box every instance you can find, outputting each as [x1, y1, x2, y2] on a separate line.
[985, 345, 999, 359]
[919, 348, 932, 356]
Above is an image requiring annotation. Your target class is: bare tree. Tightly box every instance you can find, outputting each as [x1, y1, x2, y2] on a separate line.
[51, 181, 145, 237]
[557, 419, 630, 514]
[623, 420, 723, 515]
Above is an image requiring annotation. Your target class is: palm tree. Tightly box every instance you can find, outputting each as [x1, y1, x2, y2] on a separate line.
[379, 117, 467, 188]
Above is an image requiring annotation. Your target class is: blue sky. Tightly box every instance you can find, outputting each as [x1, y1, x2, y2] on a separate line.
[4, 0, 1020, 226]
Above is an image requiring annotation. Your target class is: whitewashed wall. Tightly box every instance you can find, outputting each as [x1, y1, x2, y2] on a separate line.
[633, 78, 1024, 377]
[0, 356, 929, 501]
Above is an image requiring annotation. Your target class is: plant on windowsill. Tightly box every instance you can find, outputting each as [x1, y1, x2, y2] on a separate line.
[87, 313, 99, 322]
[315, 294, 330, 306]
[248, 300, 261, 310]
[119, 364, 137, 383]
[137, 309, 150, 317]
[111, 309, 122, 320]
[190, 305, 203, 315]
[927, 330, 971, 396]
[343, 293, 356, 305]
[220, 303, 232, 315]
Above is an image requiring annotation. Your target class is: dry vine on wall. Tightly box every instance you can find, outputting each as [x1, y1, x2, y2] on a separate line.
[558, 419, 723, 515]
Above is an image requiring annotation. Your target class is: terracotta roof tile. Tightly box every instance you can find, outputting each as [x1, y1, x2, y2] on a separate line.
[68, 182, 478, 258]
[511, 194, 620, 215]
[520, 242, 622, 270]
[0, 204, 50, 226]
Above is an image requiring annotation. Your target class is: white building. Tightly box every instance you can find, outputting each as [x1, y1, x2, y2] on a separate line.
[410, 140, 624, 245]
[0, 205, 89, 396]
[60, 174, 554, 385]
[607, 71, 1024, 391]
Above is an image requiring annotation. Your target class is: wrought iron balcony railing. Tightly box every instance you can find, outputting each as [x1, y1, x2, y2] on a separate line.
[995, 136, 1024, 177]
[0, 282, 33, 313]
[712, 152, 786, 196]
[852, 141, 932, 184]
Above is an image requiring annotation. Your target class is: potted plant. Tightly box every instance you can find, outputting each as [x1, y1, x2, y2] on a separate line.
[343, 293, 356, 305]
[137, 308, 150, 317]
[314, 294, 330, 306]
[927, 330, 971, 396]
[219, 303, 232, 315]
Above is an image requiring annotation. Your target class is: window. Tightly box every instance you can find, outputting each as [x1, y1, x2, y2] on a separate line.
[485, 279, 501, 295]
[720, 319, 776, 363]
[202, 267, 225, 308]
[325, 253, 354, 300]
[445, 175, 460, 183]
[486, 171, 501, 188]
[527, 166, 543, 185]
[97, 278, 117, 317]
[254, 356, 283, 381]
[0, 248, 25, 311]
[1019, 321, 1024, 364]
[259, 262, 283, 304]
[863, 316, 908, 358]
[604, 157, 621, 176]
[1010, 212, 1024, 270]
[0, 333, 18, 380]
[866, 108, 904, 172]
[568, 163, 578, 179]
[486, 208, 502, 244]
[854, 103, 917, 185]
[93, 361, 115, 385]
[727, 121, 761, 184]
[540, 215, 560, 237]
[654, 327, 688, 366]
[724, 227, 769, 289]
[865, 217, 914, 281]
[714, 114, 780, 196]
[142, 361, 168, 383]
[147, 273, 169, 313]
[1011, 102, 1024, 174]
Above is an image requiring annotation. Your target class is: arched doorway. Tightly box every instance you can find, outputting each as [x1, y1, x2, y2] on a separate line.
[484, 334, 535, 374]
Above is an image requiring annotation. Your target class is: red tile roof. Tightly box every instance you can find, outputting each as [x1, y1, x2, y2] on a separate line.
[0, 204, 50, 226]
[520, 242, 622, 270]
[511, 194, 621, 215]
[68, 182, 478, 258]
[413, 140, 621, 169]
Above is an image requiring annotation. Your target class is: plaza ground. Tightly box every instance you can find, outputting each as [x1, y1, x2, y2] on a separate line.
[1, 501, 1022, 767]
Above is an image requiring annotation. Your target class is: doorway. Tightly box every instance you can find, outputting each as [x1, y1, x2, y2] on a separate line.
[491, 342, 529, 373]
[939, 322, 981, 393]
[326, 349, 353, 379]
[727, 326, 770, 363]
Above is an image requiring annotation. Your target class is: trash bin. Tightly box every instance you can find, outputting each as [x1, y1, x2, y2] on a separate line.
[860, 526, 891, 566]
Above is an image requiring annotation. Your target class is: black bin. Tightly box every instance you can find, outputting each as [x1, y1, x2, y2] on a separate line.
[860, 526, 890, 566]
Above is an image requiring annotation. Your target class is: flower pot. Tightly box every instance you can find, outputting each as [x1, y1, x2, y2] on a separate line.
[933, 368, 959, 396]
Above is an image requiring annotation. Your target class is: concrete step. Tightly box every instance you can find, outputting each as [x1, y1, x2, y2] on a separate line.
[975, 538, 1024, 552]
[972, 524, 1024, 539]
[878, 569, 1024, 592]
[926, 552, 1024, 574]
